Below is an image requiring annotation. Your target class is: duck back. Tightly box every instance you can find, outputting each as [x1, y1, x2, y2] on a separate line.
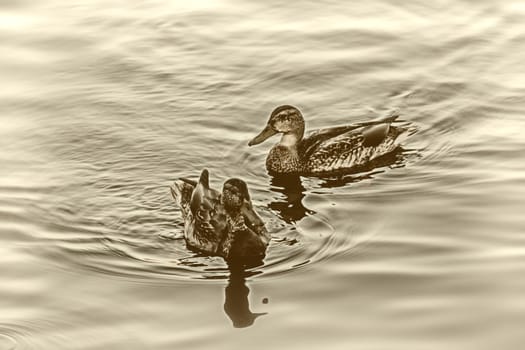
[228, 228, 268, 267]
[303, 121, 407, 174]
[170, 180, 194, 220]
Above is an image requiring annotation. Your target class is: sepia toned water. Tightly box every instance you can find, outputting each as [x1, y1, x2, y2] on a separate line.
[2, 0, 525, 348]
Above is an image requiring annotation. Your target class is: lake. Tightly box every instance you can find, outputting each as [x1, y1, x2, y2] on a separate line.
[2, 0, 525, 349]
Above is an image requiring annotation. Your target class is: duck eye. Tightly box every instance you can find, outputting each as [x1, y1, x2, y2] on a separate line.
[226, 186, 239, 195]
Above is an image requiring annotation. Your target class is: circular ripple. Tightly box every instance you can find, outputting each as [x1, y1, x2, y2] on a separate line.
[29, 122, 435, 283]
[0, 333, 17, 350]
[0, 323, 62, 350]
[31, 144, 428, 282]
[48, 203, 353, 281]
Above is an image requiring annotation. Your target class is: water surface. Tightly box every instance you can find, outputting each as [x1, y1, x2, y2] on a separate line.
[2, 0, 525, 349]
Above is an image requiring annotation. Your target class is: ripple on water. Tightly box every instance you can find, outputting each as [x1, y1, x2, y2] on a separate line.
[0, 333, 16, 350]
[0, 322, 62, 350]
[26, 126, 432, 283]
[34, 144, 430, 283]
[41, 201, 354, 282]
[16, 100, 438, 283]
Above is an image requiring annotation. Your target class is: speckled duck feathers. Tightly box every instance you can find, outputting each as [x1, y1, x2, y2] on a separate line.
[249, 106, 410, 175]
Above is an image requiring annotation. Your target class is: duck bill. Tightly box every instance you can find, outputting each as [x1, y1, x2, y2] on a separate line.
[248, 125, 277, 146]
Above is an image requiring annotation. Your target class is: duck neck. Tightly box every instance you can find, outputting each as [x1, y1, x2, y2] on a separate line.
[223, 200, 241, 217]
[226, 208, 244, 231]
[279, 129, 303, 149]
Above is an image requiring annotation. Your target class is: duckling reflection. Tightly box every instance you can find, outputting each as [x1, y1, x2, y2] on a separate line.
[224, 263, 267, 328]
[268, 174, 314, 223]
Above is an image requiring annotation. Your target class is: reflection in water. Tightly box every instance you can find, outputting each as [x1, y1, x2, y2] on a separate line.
[267, 148, 409, 221]
[268, 174, 315, 223]
[2, 0, 525, 347]
[223, 263, 267, 328]
[318, 148, 407, 188]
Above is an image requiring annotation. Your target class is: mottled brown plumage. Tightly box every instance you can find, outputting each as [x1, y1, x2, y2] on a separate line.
[171, 170, 270, 264]
[248, 105, 409, 175]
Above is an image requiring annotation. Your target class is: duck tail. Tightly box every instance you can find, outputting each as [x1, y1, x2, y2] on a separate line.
[382, 110, 400, 124]
[198, 169, 210, 189]
[391, 120, 418, 145]
[354, 111, 400, 129]
[170, 181, 193, 217]
[170, 184, 181, 204]
[178, 170, 204, 187]
[179, 177, 197, 186]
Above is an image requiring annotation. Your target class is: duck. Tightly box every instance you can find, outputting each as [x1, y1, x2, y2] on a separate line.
[248, 105, 409, 175]
[170, 169, 270, 265]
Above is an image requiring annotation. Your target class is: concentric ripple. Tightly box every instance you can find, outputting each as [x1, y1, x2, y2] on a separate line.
[10, 72, 456, 285]
[37, 195, 353, 281]
[20, 111, 445, 283]
[0, 323, 63, 350]
[0, 333, 17, 350]
[26, 140, 434, 283]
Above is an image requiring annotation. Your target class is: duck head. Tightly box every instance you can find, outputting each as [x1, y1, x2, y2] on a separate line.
[222, 178, 251, 213]
[248, 105, 305, 147]
[222, 178, 266, 236]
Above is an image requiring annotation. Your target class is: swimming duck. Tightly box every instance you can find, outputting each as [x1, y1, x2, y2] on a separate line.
[248, 105, 409, 175]
[170, 169, 270, 264]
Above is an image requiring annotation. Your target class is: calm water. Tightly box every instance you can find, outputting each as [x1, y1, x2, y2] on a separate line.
[2, 0, 525, 348]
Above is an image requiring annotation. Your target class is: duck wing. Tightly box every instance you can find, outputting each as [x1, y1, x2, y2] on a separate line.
[300, 125, 360, 159]
[189, 169, 219, 216]
[240, 200, 270, 246]
[227, 226, 268, 267]
[171, 169, 219, 219]
[172, 169, 226, 254]
[170, 181, 195, 219]
[302, 116, 406, 173]
[300, 115, 400, 159]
